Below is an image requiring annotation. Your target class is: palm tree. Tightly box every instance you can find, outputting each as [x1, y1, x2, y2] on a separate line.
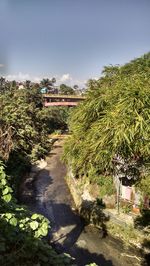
[41, 78, 50, 87]
[25, 80, 31, 89]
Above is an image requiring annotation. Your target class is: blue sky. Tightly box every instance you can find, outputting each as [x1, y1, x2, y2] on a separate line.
[0, 0, 150, 86]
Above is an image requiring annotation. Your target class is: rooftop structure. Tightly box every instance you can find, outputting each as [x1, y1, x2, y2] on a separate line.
[43, 94, 85, 107]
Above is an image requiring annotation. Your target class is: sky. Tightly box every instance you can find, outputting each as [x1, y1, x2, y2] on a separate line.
[0, 0, 150, 87]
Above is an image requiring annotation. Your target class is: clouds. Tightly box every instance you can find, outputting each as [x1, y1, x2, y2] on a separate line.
[58, 73, 86, 87]
[59, 73, 72, 82]
[5, 72, 74, 84]
[6, 72, 30, 81]
[5, 72, 41, 82]
[4, 72, 86, 88]
[0, 64, 4, 68]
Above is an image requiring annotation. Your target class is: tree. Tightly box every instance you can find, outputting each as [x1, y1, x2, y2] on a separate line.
[0, 81, 73, 265]
[73, 84, 78, 90]
[0, 77, 5, 86]
[63, 53, 150, 192]
[39, 106, 70, 133]
[11, 80, 17, 88]
[25, 80, 31, 89]
[59, 84, 75, 95]
[0, 86, 48, 161]
[41, 77, 56, 87]
[0, 82, 71, 162]
[0, 77, 6, 93]
[51, 77, 56, 84]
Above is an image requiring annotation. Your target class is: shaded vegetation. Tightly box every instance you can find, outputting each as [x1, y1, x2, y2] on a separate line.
[0, 83, 72, 265]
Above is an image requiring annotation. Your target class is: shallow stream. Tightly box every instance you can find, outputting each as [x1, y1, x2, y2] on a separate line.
[20, 138, 144, 266]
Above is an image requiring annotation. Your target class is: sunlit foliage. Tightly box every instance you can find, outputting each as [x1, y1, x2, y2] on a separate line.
[63, 53, 150, 195]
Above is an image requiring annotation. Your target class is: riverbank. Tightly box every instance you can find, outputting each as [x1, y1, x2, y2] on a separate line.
[65, 162, 150, 259]
[20, 137, 148, 265]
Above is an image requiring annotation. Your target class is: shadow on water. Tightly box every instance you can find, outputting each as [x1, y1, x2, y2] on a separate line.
[46, 202, 113, 266]
[43, 195, 117, 266]
[23, 172, 113, 266]
[21, 175, 113, 266]
[20, 169, 148, 266]
[70, 246, 114, 266]
[79, 199, 109, 238]
[20, 173, 135, 265]
[19, 169, 53, 205]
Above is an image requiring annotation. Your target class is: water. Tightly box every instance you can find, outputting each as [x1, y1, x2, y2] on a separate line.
[19, 138, 144, 266]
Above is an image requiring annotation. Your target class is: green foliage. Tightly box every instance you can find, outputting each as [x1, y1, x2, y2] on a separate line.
[63, 53, 150, 197]
[59, 84, 75, 95]
[0, 86, 48, 161]
[39, 106, 70, 133]
[0, 85, 70, 162]
[98, 176, 115, 198]
[0, 163, 72, 265]
[0, 164, 12, 204]
[87, 167, 115, 197]
[0, 83, 73, 265]
[122, 203, 132, 214]
[136, 174, 150, 196]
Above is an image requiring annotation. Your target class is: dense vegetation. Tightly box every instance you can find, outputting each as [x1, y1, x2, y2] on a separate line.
[0, 84, 69, 161]
[0, 52, 150, 265]
[63, 52, 150, 200]
[0, 83, 72, 265]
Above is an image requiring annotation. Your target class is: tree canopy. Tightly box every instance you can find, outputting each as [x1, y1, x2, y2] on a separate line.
[0, 82, 72, 265]
[59, 84, 75, 95]
[0, 85, 69, 161]
[63, 53, 150, 195]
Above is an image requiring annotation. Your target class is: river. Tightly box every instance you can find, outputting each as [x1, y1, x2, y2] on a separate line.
[20, 137, 143, 266]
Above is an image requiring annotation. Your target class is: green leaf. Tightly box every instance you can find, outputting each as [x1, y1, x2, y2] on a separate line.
[15, 207, 24, 211]
[2, 187, 9, 195]
[30, 221, 39, 230]
[19, 223, 24, 228]
[42, 222, 48, 229]
[5, 213, 13, 219]
[38, 227, 48, 236]
[31, 213, 39, 220]
[3, 193, 12, 202]
[1, 179, 6, 185]
[10, 217, 18, 226]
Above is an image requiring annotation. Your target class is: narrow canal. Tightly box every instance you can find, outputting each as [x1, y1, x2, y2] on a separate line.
[20, 137, 142, 266]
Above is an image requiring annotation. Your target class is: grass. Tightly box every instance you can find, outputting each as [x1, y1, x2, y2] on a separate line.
[107, 220, 150, 250]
